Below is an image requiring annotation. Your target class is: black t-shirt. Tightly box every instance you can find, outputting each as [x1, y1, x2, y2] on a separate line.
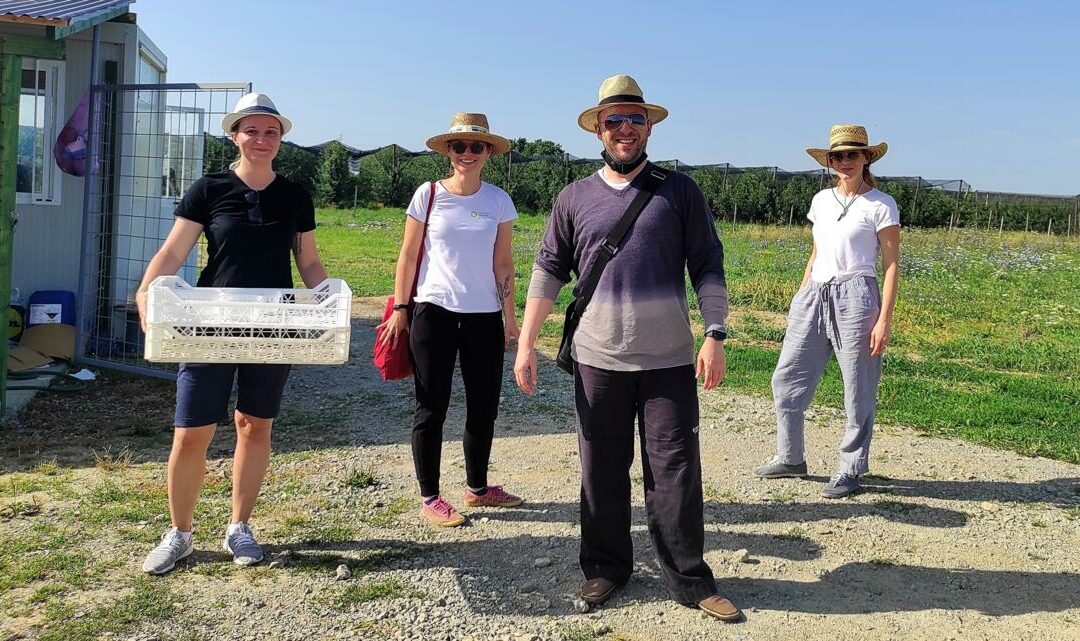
[175, 171, 316, 288]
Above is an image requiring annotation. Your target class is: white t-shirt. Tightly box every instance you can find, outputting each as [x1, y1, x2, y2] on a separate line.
[807, 187, 900, 283]
[406, 181, 517, 313]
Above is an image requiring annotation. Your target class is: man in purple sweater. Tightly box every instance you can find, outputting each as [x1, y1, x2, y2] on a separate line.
[513, 75, 740, 622]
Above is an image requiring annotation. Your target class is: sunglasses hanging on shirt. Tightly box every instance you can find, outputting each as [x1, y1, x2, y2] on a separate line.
[244, 190, 264, 224]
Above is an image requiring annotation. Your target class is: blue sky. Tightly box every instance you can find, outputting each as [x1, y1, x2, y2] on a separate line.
[137, 0, 1078, 196]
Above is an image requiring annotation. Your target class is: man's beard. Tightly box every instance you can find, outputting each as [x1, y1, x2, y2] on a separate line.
[604, 139, 646, 164]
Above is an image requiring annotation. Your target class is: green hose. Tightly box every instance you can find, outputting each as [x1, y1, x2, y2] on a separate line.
[6, 370, 88, 392]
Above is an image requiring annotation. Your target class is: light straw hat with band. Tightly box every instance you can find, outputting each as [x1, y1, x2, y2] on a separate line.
[221, 92, 292, 136]
[806, 124, 888, 167]
[577, 74, 669, 133]
[425, 113, 511, 156]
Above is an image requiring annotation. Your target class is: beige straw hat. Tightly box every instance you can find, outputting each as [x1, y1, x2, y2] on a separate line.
[806, 124, 888, 167]
[577, 74, 668, 133]
[425, 113, 511, 156]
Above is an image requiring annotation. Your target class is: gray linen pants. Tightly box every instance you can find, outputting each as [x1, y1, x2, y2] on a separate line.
[771, 276, 883, 475]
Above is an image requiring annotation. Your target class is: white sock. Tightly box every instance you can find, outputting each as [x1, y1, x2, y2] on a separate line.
[226, 522, 248, 536]
[175, 529, 192, 543]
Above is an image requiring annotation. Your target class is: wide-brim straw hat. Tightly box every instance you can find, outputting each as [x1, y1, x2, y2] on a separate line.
[577, 74, 668, 133]
[221, 92, 292, 136]
[425, 113, 511, 156]
[806, 124, 887, 167]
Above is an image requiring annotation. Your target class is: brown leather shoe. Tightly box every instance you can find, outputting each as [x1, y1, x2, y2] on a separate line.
[580, 577, 624, 605]
[698, 594, 741, 622]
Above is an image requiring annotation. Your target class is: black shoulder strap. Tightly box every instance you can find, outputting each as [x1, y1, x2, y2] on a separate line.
[573, 165, 668, 315]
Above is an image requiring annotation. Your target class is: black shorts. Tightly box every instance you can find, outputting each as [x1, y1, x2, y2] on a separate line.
[173, 362, 292, 428]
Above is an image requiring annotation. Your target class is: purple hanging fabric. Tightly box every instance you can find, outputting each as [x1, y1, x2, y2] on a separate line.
[54, 90, 92, 177]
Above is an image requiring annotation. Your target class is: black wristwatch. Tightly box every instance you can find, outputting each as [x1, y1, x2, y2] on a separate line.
[392, 303, 411, 311]
[704, 329, 727, 341]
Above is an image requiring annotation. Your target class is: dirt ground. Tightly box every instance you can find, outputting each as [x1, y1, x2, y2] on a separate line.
[1, 298, 1078, 641]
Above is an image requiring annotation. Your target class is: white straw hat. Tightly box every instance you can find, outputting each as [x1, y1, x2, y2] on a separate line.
[221, 92, 292, 136]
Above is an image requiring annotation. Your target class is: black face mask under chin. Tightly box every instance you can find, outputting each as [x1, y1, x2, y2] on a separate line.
[601, 149, 648, 176]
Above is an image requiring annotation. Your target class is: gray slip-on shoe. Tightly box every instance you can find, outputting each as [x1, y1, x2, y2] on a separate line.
[754, 458, 808, 479]
[822, 472, 861, 498]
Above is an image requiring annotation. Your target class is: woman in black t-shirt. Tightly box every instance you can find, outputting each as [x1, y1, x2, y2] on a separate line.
[135, 93, 329, 575]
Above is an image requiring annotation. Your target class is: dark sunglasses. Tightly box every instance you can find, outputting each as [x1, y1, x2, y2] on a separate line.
[827, 150, 865, 163]
[602, 113, 648, 131]
[449, 140, 489, 155]
[244, 190, 263, 224]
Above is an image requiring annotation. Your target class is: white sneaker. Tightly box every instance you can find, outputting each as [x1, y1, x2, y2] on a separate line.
[142, 528, 193, 575]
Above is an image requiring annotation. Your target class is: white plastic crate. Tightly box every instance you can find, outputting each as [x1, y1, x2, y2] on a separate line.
[144, 276, 352, 364]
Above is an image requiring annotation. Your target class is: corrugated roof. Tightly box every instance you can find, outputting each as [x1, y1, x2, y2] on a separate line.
[0, 0, 133, 26]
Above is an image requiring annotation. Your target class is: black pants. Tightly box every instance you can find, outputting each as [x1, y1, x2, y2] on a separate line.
[409, 302, 504, 497]
[574, 362, 717, 604]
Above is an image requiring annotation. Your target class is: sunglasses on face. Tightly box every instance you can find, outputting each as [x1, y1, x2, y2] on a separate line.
[828, 150, 865, 163]
[602, 113, 648, 131]
[448, 140, 489, 155]
[244, 190, 263, 224]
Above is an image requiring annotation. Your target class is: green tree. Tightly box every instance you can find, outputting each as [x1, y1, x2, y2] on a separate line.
[274, 142, 318, 193]
[314, 141, 352, 207]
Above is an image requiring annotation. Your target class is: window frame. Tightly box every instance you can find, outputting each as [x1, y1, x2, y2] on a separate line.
[17, 58, 66, 206]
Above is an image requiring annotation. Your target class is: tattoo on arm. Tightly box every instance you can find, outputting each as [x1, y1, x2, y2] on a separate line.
[496, 275, 511, 302]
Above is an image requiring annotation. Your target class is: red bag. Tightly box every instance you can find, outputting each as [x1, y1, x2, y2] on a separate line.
[373, 182, 435, 380]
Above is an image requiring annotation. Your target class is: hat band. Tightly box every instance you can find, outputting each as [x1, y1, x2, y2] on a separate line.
[235, 105, 282, 116]
[448, 125, 491, 135]
[831, 140, 869, 149]
[598, 94, 645, 106]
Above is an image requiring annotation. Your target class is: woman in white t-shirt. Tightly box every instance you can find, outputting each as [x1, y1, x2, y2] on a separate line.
[377, 113, 523, 526]
[754, 124, 900, 499]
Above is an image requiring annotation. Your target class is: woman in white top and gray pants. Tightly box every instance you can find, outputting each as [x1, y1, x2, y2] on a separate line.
[755, 124, 900, 498]
[378, 113, 524, 526]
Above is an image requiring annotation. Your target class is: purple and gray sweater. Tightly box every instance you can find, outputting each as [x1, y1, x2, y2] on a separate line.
[529, 169, 729, 371]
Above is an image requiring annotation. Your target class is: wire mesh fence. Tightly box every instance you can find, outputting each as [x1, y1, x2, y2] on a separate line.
[78, 83, 250, 377]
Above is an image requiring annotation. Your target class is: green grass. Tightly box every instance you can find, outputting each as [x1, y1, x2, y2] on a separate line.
[0, 524, 80, 593]
[331, 578, 424, 610]
[37, 575, 180, 641]
[307, 207, 1080, 464]
[363, 496, 413, 528]
[344, 467, 377, 489]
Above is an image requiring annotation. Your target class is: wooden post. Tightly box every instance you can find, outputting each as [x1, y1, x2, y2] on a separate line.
[1048, 219, 1053, 237]
[0, 53, 21, 417]
[1026, 211, 1030, 233]
[789, 203, 794, 226]
[733, 202, 738, 228]
[999, 213, 1004, 235]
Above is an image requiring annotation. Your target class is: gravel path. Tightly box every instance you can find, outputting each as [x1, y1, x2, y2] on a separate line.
[5, 299, 1078, 641]
[200, 299, 1077, 641]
